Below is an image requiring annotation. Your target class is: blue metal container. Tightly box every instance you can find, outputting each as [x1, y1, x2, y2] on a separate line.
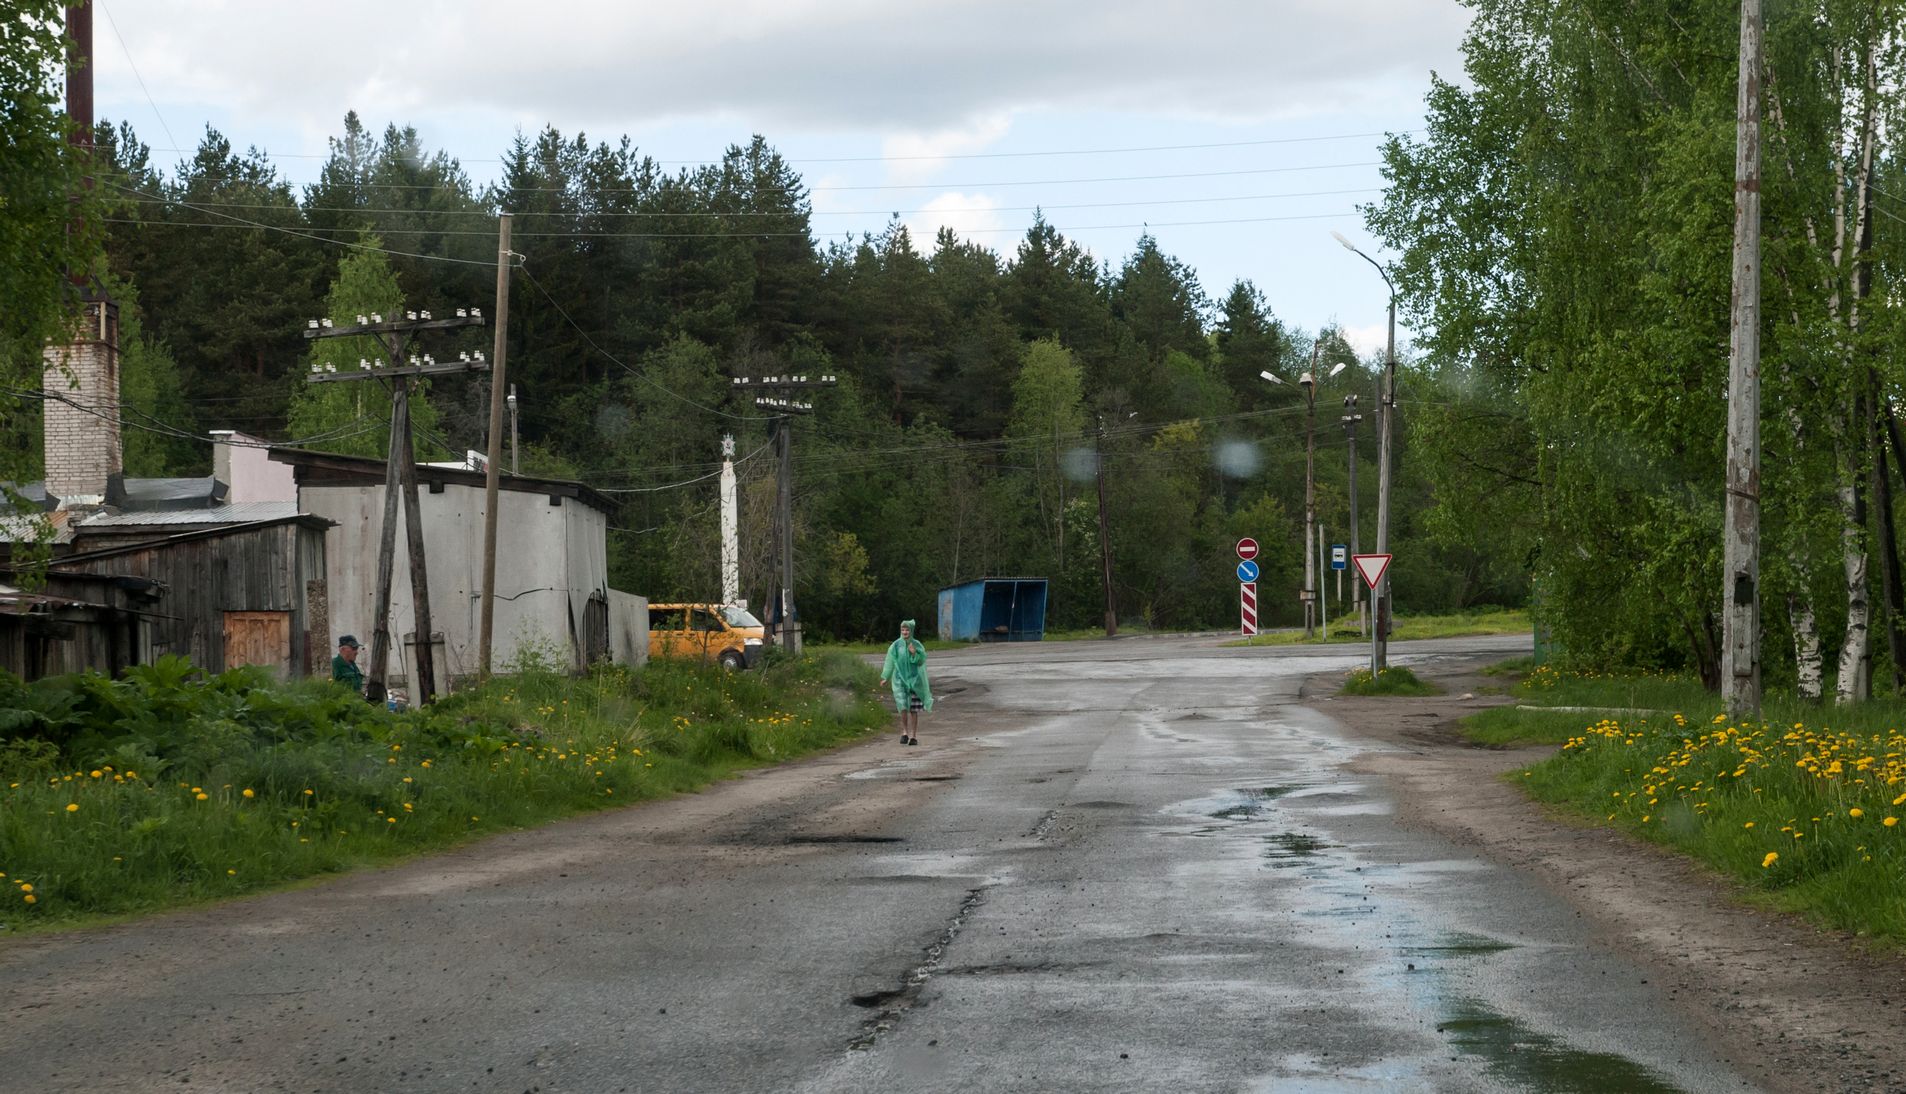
[936, 578, 1048, 642]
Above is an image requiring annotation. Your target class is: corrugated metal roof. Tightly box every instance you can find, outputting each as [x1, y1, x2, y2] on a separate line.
[79, 503, 304, 527]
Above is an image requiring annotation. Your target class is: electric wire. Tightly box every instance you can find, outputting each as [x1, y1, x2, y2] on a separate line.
[515, 263, 777, 423]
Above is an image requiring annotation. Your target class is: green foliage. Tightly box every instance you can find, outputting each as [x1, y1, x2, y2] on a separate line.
[1338, 666, 1442, 697]
[0, 652, 885, 928]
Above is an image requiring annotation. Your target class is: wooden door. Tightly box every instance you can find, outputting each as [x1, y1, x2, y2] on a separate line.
[224, 611, 291, 676]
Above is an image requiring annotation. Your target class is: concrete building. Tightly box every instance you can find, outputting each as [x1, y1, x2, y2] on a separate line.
[265, 446, 646, 687]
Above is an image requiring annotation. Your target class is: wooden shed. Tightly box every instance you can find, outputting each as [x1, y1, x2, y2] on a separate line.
[48, 514, 332, 677]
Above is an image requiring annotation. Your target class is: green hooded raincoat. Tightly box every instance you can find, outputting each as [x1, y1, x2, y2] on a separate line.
[880, 620, 933, 711]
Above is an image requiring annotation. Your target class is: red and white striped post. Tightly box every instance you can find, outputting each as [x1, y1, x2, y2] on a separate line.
[1237, 538, 1260, 636]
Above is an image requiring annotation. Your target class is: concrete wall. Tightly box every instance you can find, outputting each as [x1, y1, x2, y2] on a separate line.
[212, 433, 298, 503]
[299, 480, 611, 686]
[607, 590, 649, 667]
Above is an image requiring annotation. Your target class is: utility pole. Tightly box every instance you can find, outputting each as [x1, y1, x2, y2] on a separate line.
[1332, 231, 1398, 672]
[305, 308, 488, 704]
[478, 212, 513, 678]
[1343, 393, 1363, 632]
[719, 434, 740, 607]
[1301, 342, 1320, 638]
[1096, 422, 1117, 637]
[1722, 0, 1763, 715]
[731, 373, 836, 653]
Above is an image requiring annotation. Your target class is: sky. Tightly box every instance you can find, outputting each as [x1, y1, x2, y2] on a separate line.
[85, 0, 1473, 359]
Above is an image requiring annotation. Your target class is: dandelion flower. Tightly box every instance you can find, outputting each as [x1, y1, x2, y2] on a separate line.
[1850, 808, 1864, 819]
[64, 803, 78, 813]
[242, 788, 255, 799]
[23, 894, 35, 905]
[1762, 852, 1779, 868]
[195, 792, 209, 801]
[1743, 821, 1755, 828]
[1887, 817, 1900, 828]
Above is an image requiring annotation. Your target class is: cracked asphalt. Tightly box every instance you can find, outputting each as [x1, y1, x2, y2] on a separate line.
[0, 634, 1763, 1092]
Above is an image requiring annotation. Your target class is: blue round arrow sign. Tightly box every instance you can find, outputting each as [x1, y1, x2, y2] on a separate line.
[1236, 559, 1260, 583]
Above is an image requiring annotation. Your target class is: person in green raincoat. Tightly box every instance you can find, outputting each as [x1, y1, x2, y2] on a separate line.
[880, 619, 933, 745]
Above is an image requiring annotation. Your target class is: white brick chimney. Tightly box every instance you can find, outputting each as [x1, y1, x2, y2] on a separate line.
[41, 298, 122, 508]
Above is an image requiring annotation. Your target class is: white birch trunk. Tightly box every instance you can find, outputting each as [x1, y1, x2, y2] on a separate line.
[1837, 474, 1871, 703]
[1790, 588, 1824, 701]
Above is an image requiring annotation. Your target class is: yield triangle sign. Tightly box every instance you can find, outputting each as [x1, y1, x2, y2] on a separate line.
[1352, 553, 1392, 590]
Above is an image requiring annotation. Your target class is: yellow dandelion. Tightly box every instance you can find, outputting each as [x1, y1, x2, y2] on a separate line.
[1762, 852, 1779, 868]
[195, 792, 208, 801]
[23, 894, 35, 905]
[1850, 808, 1864, 818]
[1886, 817, 1900, 828]
[64, 803, 78, 813]
[242, 788, 255, 799]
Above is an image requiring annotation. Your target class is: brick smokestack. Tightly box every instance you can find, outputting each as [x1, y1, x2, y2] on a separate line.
[43, 3, 121, 509]
[43, 302, 122, 507]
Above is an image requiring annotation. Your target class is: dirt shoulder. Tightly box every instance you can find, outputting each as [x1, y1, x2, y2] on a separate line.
[1305, 662, 1906, 1094]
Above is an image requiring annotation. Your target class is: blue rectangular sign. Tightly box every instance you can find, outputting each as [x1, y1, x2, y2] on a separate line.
[1330, 545, 1348, 571]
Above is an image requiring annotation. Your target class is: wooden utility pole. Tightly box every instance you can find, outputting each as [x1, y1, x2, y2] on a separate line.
[731, 373, 836, 653]
[1722, 0, 1763, 716]
[479, 213, 513, 678]
[304, 309, 488, 704]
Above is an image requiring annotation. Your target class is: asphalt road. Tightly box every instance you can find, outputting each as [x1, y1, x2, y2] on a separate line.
[0, 634, 1761, 1093]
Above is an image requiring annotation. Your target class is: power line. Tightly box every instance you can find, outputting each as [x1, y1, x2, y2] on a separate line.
[150, 158, 1383, 195]
[9, 387, 387, 449]
[592, 438, 774, 494]
[109, 209, 1360, 241]
[112, 185, 1382, 219]
[515, 264, 776, 423]
[136, 128, 1411, 167]
[101, 179, 496, 267]
[97, 1, 179, 155]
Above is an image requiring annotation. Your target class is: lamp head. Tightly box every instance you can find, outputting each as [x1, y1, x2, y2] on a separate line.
[1330, 230, 1355, 251]
[1259, 370, 1284, 385]
[1327, 362, 1348, 379]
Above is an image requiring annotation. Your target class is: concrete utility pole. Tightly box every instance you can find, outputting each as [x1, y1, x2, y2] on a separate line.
[1723, 0, 1764, 715]
[305, 309, 488, 704]
[1332, 231, 1398, 671]
[719, 434, 740, 607]
[1264, 350, 1345, 640]
[731, 373, 836, 653]
[1343, 393, 1363, 632]
[1096, 421, 1117, 638]
[478, 212, 512, 678]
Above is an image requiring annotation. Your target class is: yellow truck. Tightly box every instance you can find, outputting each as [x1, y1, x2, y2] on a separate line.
[647, 603, 765, 669]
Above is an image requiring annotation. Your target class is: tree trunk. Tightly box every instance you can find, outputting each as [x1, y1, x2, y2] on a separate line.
[1835, 445, 1871, 703]
[1869, 397, 1906, 693]
[1789, 589, 1824, 701]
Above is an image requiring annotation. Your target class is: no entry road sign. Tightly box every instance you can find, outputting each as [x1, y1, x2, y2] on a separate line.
[1353, 553, 1392, 590]
[1236, 537, 1259, 561]
[1236, 559, 1260, 583]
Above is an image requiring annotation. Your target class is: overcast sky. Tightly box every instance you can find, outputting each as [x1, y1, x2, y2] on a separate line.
[88, 0, 1472, 357]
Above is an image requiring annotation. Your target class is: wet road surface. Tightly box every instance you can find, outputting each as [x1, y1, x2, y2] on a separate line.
[0, 635, 1759, 1092]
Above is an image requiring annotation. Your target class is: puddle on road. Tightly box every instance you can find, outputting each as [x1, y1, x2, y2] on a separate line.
[1439, 1001, 1686, 1093]
[1263, 831, 1331, 867]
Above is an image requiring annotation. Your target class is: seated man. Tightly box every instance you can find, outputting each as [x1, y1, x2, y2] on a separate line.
[332, 635, 365, 694]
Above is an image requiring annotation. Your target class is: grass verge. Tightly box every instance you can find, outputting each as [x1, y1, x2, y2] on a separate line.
[1339, 666, 1442, 697]
[1226, 608, 1531, 647]
[0, 652, 887, 932]
[1468, 663, 1906, 943]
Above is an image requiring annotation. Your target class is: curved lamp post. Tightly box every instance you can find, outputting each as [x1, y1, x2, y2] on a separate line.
[1331, 230, 1397, 673]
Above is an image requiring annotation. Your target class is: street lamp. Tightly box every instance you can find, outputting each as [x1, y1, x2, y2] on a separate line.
[1095, 410, 1137, 638]
[1263, 353, 1347, 638]
[1332, 230, 1397, 673]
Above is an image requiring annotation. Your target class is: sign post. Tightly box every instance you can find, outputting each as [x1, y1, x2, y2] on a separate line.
[1353, 554, 1392, 674]
[1236, 539, 1260, 636]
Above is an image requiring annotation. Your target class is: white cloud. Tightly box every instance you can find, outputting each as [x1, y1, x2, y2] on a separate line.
[906, 192, 1007, 246]
[1339, 323, 1392, 359]
[881, 114, 1013, 181]
[90, 0, 1469, 140]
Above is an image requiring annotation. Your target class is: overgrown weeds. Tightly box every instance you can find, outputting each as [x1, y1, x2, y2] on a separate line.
[1339, 666, 1442, 697]
[0, 651, 885, 931]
